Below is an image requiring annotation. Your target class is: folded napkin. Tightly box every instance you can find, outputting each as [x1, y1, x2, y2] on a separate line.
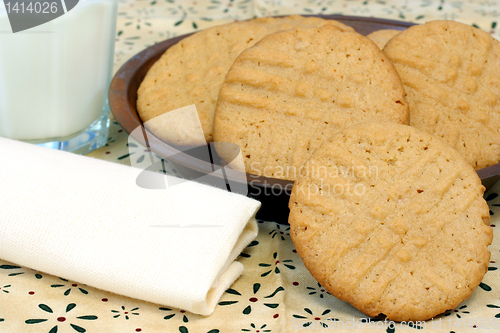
[0, 137, 260, 315]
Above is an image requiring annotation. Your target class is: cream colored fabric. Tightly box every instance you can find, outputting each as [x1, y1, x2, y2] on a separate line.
[0, 137, 260, 315]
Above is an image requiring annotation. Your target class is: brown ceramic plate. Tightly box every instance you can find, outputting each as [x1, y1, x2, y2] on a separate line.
[109, 15, 500, 224]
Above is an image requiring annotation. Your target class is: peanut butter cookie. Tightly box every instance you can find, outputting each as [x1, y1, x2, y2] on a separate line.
[137, 16, 354, 146]
[213, 25, 409, 180]
[289, 121, 493, 321]
[383, 20, 500, 169]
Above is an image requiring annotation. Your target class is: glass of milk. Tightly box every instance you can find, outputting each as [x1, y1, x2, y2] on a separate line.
[0, 0, 118, 154]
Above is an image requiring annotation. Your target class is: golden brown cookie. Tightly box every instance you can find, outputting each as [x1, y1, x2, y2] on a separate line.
[383, 20, 500, 169]
[213, 25, 409, 180]
[366, 29, 401, 49]
[137, 15, 354, 146]
[289, 121, 493, 322]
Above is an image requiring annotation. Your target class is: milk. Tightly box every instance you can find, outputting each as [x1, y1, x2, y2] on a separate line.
[0, 0, 117, 141]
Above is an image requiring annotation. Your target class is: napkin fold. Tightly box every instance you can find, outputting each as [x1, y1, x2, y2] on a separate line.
[0, 137, 260, 315]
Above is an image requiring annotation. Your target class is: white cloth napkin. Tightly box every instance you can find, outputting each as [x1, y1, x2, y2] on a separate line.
[0, 137, 260, 315]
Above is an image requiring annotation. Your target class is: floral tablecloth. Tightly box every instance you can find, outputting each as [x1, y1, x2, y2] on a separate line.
[1, 0, 500, 332]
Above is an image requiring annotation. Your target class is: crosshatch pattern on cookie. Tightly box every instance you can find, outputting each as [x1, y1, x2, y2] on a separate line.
[213, 25, 409, 180]
[137, 15, 354, 145]
[383, 20, 500, 170]
[289, 122, 493, 322]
